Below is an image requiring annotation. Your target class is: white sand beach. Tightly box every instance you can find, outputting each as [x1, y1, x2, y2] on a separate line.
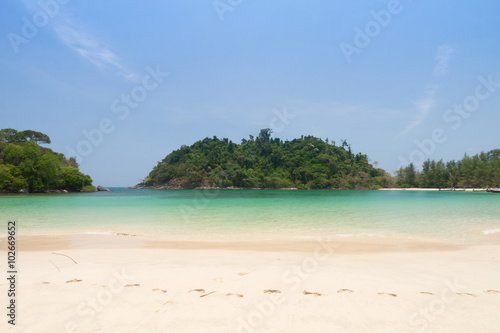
[1, 234, 500, 333]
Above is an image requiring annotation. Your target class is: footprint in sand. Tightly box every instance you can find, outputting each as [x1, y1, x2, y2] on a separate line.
[155, 301, 174, 313]
[42, 282, 50, 285]
[378, 292, 397, 297]
[189, 289, 205, 294]
[419, 292, 434, 295]
[115, 232, 137, 237]
[226, 293, 244, 298]
[264, 289, 282, 294]
[152, 288, 167, 293]
[456, 292, 477, 297]
[337, 289, 354, 293]
[238, 272, 249, 276]
[124, 284, 140, 287]
[303, 290, 321, 296]
[200, 291, 216, 298]
[66, 279, 82, 283]
[484, 290, 500, 294]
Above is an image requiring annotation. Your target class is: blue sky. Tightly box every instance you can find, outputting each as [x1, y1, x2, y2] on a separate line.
[1, 0, 499, 186]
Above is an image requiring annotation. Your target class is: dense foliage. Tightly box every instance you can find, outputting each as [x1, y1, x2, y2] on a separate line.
[0, 128, 93, 192]
[395, 149, 500, 188]
[144, 129, 390, 189]
[0, 128, 51, 144]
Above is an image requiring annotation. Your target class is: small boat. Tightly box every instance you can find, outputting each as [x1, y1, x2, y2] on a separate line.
[489, 188, 500, 194]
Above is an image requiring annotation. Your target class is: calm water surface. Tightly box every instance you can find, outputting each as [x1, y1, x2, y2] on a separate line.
[1, 189, 499, 242]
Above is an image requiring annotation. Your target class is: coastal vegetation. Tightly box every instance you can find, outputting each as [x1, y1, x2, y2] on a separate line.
[395, 149, 500, 188]
[141, 129, 390, 189]
[3, 127, 496, 192]
[0, 128, 93, 193]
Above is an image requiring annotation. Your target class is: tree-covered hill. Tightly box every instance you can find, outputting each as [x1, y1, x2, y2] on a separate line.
[138, 129, 391, 189]
[0, 128, 93, 193]
[395, 149, 500, 188]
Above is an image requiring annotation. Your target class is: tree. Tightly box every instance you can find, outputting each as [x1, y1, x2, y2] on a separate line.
[397, 149, 500, 188]
[0, 129, 92, 192]
[0, 128, 51, 144]
[17, 130, 51, 144]
[0, 128, 18, 143]
[0, 164, 28, 192]
[257, 128, 272, 143]
[395, 163, 417, 188]
[61, 167, 92, 191]
[446, 161, 459, 188]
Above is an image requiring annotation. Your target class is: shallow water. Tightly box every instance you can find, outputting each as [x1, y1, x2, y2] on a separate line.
[1, 189, 499, 242]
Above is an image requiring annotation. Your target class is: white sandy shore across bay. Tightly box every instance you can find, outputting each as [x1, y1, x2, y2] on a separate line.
[378, 188, 490, 191]
[1, 234, 500, 333]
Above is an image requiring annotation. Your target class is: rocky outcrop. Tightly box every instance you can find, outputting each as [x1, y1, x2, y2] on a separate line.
[127, 179, 298, 190]
[97, 186, 111, 191]
[127, 180, 187, 190]
[127, 182, 147, 189]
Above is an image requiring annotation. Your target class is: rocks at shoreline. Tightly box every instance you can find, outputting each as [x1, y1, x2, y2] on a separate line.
[127, 181, 299, 190]
[127, 182, 147, 189]
[0, 188, 98, 194]
[43, 189, 69, 193]
[97, 186, 111, 192]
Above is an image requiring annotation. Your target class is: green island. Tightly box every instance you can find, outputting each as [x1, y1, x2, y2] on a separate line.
[137, 129, 390, 190]
[135, 129, 500, 190]
[0, 128, 93, 193]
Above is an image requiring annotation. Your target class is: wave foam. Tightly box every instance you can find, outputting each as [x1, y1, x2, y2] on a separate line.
[483, 229, 500, 235]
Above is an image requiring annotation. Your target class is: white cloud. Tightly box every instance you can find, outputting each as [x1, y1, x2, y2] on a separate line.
[400, 98, 435, 135]
[433, 45, 454, 77]
[423, 84, 440, 96]
[20, 0, 139, 82]
[53, 17, 140, 82]
[400, 45, 454, 135]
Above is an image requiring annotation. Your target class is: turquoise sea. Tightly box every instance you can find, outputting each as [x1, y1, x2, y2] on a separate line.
[1, 189, 499, 243]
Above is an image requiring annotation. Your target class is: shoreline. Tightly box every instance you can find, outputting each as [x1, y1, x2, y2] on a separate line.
[128, 185, 492, 192]
[10, 232, 494, 252]
[379, 187, 491, 192]
[1, 187, 492, 193]
[7, 222, 500, 249]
